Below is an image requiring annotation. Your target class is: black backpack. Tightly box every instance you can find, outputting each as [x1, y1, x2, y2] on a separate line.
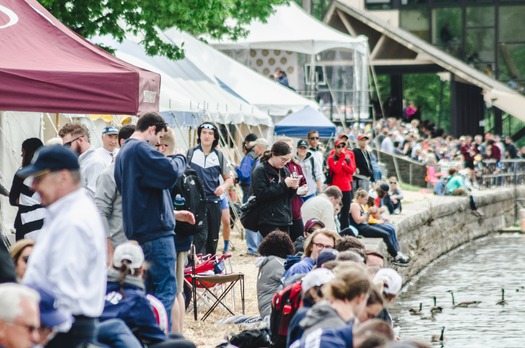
[171, 166, 207, 237]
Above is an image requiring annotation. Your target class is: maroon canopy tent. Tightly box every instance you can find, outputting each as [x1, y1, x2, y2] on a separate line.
[0, 0, 160, 115]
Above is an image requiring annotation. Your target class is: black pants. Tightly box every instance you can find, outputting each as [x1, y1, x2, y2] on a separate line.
[258, 223, 290, 238]
[357, 224, 398, 258]
[240, 185, 251, 204]
[289, 219, 305, 242]
[194, 201, 222, 255]
[339, 190, 353, 230]
[47, 316, 96, 348]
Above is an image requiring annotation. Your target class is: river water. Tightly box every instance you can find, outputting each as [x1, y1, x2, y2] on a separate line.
[389, 234, 525, 348]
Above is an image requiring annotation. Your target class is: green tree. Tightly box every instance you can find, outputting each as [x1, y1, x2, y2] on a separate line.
[373, 73, 451, 132]
[41, 0, 290, 60]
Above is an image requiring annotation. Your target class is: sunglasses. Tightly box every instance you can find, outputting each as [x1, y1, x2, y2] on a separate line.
[201, 123, 216, 130]
[63, 135, 83, 148]
[336, 145, 345, 148]
[309, 137, 319, 140]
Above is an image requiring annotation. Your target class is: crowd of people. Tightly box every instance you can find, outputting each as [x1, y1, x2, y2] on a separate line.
[0, 110, 509, 348]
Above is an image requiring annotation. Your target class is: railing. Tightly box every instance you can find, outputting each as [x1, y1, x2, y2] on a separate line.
[477, 159, 525, 189]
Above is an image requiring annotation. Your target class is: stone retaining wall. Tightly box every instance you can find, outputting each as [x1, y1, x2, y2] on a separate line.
[383, 187, 525, 283]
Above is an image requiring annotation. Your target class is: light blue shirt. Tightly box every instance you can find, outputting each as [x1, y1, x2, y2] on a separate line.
[79, 147, 108, 200]
[24, 189, 107, 318]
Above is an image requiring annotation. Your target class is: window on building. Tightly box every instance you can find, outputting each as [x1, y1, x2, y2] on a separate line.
[464, 6, 495, 72]
[400, 9, 430, 41]
[432, 7, 462, 57]
[498, 5, 525, 83]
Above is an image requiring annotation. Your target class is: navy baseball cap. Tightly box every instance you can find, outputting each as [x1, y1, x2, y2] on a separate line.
[17, 145, 80, 178]
[317, 248, 339, 267]
[297, 139, 308, 148]
[27, 284, 71, 328]
[102, 126, 119, 135]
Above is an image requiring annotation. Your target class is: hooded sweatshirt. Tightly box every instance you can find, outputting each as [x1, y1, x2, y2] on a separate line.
[299, 301, 347, 337]
[255, 255, 286, 318]
[100, 269, 167, 344]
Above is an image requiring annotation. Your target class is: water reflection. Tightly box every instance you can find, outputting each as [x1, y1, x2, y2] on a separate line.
[390, 234, 525, 347]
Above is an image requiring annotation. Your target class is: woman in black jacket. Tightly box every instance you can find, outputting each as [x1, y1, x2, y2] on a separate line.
[251, 141, 300, 237]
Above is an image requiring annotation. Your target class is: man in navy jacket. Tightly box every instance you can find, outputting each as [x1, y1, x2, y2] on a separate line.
[115, 112, 186, 326]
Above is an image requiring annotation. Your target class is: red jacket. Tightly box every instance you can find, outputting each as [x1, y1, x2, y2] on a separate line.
[327, 151, 356, 191]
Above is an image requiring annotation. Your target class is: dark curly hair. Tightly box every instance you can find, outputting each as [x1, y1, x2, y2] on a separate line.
[258, 230, 294, 259]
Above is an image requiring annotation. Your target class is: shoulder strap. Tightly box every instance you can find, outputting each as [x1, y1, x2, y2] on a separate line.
[187, 147, 195, 164]
[215, 149, 225, 169]
[309, 156, 316, 178]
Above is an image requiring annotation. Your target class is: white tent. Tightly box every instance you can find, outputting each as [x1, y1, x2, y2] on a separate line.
[162, 29, 319, 117]
[92, 35, 272, 127]
[209, 2, 368, 55]
[205, 2, 369, 119]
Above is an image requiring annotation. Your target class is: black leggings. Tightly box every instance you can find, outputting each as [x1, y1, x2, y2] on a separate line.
[356, 224, 398, 258]
[339, 190, 353, 230]
[289, 219, 305, 242]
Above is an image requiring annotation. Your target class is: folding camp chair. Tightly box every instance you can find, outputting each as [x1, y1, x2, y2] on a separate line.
[185, 245, 245, 321]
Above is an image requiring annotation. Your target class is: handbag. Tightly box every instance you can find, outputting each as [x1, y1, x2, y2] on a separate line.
[240, 195, 260, 231]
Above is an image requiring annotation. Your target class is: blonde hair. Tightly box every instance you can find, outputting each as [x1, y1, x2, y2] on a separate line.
[303, 229, 340, 258]
[355, 188, 368, 199]
[325, 268, 371, 301]
[162, 127, 176, 149]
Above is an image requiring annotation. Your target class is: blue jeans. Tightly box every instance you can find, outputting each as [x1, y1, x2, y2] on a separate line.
[46, 316, 96, 348]
[372, 222, 399, 252]
[300, 193, 315, 202]
[245, 228, 263, 255]
[142, 236, 177, 328]
[96, 319, 142, 348]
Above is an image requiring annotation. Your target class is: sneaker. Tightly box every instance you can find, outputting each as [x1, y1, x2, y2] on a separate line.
[392, 254, 410, 267]
[396, 252, 411, 261]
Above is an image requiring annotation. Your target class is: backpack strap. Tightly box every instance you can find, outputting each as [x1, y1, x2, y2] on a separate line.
[309, 156, 316, 179]
[187, 147, 195, 165]
[214, 148, 225, 170]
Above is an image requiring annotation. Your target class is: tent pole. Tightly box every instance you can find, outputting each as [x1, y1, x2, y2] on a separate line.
[170, 111, 190, 149]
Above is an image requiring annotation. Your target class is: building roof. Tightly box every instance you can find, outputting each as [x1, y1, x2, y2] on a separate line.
[326, 0, 525, 122]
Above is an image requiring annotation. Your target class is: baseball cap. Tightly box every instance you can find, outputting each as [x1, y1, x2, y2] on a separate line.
[102, 126, 119, 135]
[253, 138, 269, 147]
[297, 139, 308, 148]
[304, 218, 325, 233]
[334, 139, 346, 147]
[113, 241, 145, 270]
[244, 133, 258, 143]
[28, 285, 71, 328]
[373, 268, 402, 296]
[379, 183, 390, 192]
[302, 268, 335, 293]
[338, 133, 349, 140]
[357, 134, 369, 140]
[316, 248, 339, 267]
[17, 145, 80, 178]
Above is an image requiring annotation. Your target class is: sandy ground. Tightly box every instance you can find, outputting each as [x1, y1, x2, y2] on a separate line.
[182, 189, 430, 347]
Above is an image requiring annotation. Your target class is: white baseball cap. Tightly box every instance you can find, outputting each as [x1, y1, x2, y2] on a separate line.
[302, 268, 335, 293]
[113, 242, 144, 270]
[373, 268, 402, 296]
